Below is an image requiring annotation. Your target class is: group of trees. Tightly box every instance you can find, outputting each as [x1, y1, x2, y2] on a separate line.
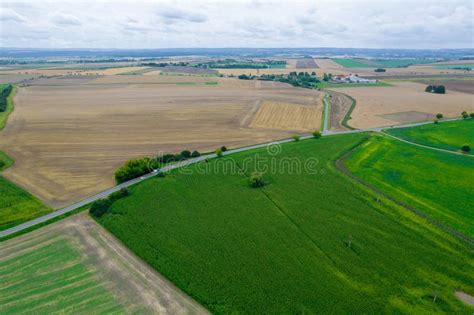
[374, 68, 386, 72]
[237, 72, 321, 89]
[0, 84, 13, 112]
[115, 150, 202, 184]
[322, 73, 333, 81]
[461, 111, 474, 119]
[141, 62, 189, 67]
[425, 85, 446, 94]
[90, 188, 129, 218]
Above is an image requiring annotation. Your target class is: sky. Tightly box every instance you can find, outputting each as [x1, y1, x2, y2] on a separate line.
[0, 0, 473, 49]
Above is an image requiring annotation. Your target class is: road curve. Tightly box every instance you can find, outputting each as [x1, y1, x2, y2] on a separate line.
[0, 118, 466, 238]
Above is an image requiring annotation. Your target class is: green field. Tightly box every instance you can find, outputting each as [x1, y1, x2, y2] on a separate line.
[332, 58, 430, 68]
[385, 119, 474, 154]
[98, 134, 473, 314]
[0, 238, 123, 313]
[0, 151, 51, 231]
[345, 134, 474, 237]
[0, 84, 16, 130]
[434, 64, 473, 70]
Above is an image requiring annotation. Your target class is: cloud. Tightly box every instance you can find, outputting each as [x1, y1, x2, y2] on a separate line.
[157, 7, 207, 23]
[0, 8, 27, 23]
[50, 13, 82, 26]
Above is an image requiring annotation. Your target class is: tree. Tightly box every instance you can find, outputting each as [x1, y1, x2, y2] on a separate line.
[292, 134, 300, 142]
[436, 113, 443, 119]
[180, 150, 191, 158]
[220, 146, 227, 152]
[461, 145, 471, 153]
[470, 112, 474, 118]
[191, 150, 201, 157]
[435, 85, 445, 94]
[462, 111, 469, 119]
[323, 73, 329, 81]
[249, 172, 265, 188]
[216, 148, 223, 157]
[89, 199, 112, 218]
[312, 130, 322, 139]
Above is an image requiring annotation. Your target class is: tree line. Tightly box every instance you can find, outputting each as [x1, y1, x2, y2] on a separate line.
[0, 85, 13, 112]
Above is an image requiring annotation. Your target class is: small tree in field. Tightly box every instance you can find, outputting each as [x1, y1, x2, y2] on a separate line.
[292, 134, 300, 142]
[312, 131, 322, 139]
[436, 113, 443, 119]
[215, 148, 223, 157]
[461, 145, 470, 153]
[180, 150, 191, 158]
[249, 172, 265, 188]
[470, 112, 474, 118]
[461, 111, 469, 119]
[220, 146, 228, 152]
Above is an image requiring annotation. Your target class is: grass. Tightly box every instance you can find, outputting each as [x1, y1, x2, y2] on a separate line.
[385, 119, 474, 154]
[0, 238, 124, 314]
[345, 134, 474, 238]
[98, 133, 473, 314]
[0, 85, 16, 130]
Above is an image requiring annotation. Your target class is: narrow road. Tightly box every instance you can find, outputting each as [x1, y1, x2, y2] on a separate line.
[0, 118, 466, 238]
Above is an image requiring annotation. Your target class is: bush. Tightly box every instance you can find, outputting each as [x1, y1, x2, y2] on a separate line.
[461, 145, 471, 153]
[181, 150, 192, 158]
[292, 135, 300, 142]
[462, 111, 469, 119]
[436, 113, 443, 119]
[470, 113, 474, 118]
[374, 68, 386, 72]
[220, 146, 228, 152]
[312, 131, 322, 139]
[249, 172, 266, 188]
[191, 150, 201, 157]
[115, 158, 152, 183]
[425, 85, 445, 94]
[109, 188, 129, 202]
[434, 119, 439, 124]
[216, 148, 223, 157]
[158, 153, 176, 164]
[89, 199, 112, 218]
[0, 160, 5, 169]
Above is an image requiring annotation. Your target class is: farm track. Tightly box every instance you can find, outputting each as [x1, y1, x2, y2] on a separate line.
[334, 137, 474, 246]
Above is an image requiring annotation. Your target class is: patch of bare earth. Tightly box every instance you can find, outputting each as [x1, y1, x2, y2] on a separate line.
[335, 81, 474, 129]
[0, 76, 323, 207]
[0, 213, 210, 314]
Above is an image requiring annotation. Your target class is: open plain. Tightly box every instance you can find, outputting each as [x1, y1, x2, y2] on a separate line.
[334, 82, 474, 129]
[0, 76, 323, 207]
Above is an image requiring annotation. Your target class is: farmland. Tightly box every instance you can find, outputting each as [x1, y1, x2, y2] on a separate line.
[385, 119, 474, 154]
[332, 58, 433, 68]
[0, 213, 207, 314]
[0, 76, 323, 207]
[97, 134, 473, 314]
[345, 134, 474, 237]
[335, 82, 473, 128]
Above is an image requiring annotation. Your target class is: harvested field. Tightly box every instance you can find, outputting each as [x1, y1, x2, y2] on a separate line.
[216, 68, 349, 76]
[326, 91, 353, 131]
[417, 79, 474, 94]
[296, 58, 318, 68]
[84, 66, 148, 75]
[151, 66, 218, 75]
[314, 59, 343, 69]
[334, 82, 474, 129]
[0, 212, 208, 314]
[0, 77, 322, 207]
[0, 74, 39, 84]
[249, 100, 323, 131]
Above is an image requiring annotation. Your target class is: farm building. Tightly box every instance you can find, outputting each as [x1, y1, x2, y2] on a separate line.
[331, 74, 377, 84]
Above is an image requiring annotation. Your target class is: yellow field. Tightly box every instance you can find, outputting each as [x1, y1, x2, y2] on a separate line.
[250, 100, 323, 131]
[334, 82, 474, 129]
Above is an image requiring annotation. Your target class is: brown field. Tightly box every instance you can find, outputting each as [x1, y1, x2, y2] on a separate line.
[83, 66, 148, 76]
[334, 81, 474, 129]
[416, 79, 474, 94]
[0, 76, 322, 207]
[249, 100, 323, 131]
[216, 67, 349, 76]
[314, 59, 344, 69]
[350, 66, 472, 77]
[0, 212, 208, 314]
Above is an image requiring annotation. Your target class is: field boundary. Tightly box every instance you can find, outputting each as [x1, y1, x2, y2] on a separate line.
[334, 136, 474, 246]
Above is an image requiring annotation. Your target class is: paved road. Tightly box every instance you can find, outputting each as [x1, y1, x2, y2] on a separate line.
[0, 117, 466, 238]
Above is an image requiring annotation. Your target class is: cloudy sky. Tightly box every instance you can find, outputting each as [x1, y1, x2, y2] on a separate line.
[0, 0, 472, 49]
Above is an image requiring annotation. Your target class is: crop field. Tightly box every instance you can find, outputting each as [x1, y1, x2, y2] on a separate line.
[332, 58, 432, 68]
[98, 134, 473, 314]
[385, 119, 474, 154]
[0, 213, 207, 314]
[416, 79, 474, 94]
[0, 76, 323, 207]
[434, 64, 473, 70]
[249, 100, 323, 131]
[314, 58, 344, 69]
[84, 66, 148, 75]
[345, 134, 474, 237]
[335, 82, 473, 128]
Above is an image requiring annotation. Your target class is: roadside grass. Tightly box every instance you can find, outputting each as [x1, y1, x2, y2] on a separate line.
[98, 133, 473, 314]
[0, 238, 124, 314]
[345, 134, 474, 237]
[0, 85, 16, 130]
[384, 119, 474, 154]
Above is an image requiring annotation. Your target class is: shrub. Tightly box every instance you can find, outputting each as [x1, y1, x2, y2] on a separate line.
[435, 85, 445, 94]
[181, 150, 192, 158]
[470, 113, 474, 118]
[292, 135, 300, 142]
[436, 113, 443, 119]
[191, 150, 201, 157]
[0, 160, 5, 169]
[89, 199, 112, 218]
[434, 119, 439, 124]
[374, 68, 386, 72]
[216, 148, 223, 157]
[312, 131, 322, 139]
[462, 111, 469, 119]
[249, 172, 266, 188]
[461, 145, 471, 153]
[221, 146, 228, 152]
[158, 154, 176, 164]
[109, 188, 129, 202]
[115, 157, 151, 183]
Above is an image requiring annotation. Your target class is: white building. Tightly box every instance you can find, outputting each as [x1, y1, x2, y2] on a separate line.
[331, 74, 377, 84]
